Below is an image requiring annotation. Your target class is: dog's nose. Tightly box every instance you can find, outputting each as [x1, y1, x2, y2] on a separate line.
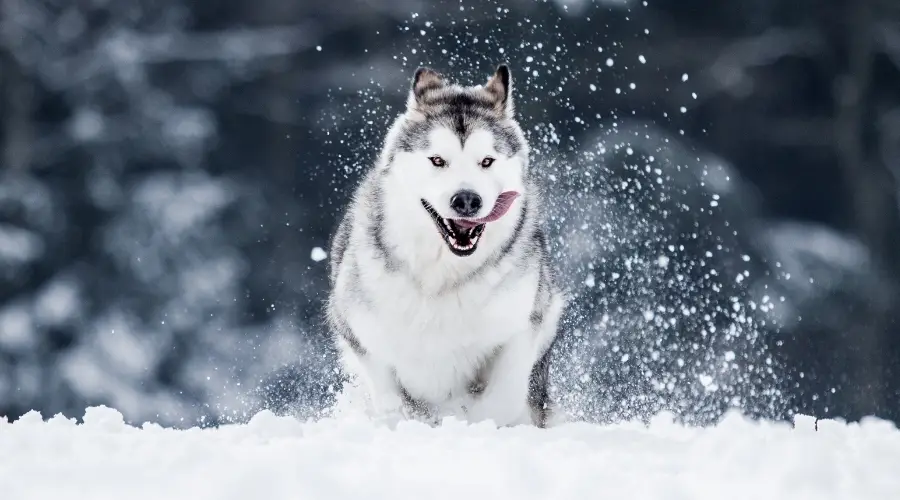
[450, 190, 482, 217]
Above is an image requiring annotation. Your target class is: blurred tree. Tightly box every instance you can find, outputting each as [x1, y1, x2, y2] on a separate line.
[0, 0, 899, 426]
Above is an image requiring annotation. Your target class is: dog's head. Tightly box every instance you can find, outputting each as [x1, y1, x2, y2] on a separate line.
[380, 65, 529, 257]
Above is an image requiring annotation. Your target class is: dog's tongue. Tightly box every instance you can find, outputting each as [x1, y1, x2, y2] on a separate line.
[453, 191, 520, 229]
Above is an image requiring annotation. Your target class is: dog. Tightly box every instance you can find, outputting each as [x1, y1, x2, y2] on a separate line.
[326, 64, 566, 427]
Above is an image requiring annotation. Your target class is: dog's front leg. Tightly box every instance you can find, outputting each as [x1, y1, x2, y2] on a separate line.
[349, 353, 406, 419]
[355, 355, 448, 427]
[463, 337, 534, 427]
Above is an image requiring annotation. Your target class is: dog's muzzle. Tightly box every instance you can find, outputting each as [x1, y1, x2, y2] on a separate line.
[421, 191, 520, 257]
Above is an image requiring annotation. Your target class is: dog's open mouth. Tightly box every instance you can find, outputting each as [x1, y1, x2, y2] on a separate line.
[421, 200, 485, 256]
[420, 191, 520, 257]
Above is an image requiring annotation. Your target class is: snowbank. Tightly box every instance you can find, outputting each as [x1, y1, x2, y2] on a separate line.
[2, 406, 899, 500]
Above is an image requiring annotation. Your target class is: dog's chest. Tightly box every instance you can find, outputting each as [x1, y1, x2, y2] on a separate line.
[349, 264, 536, 397]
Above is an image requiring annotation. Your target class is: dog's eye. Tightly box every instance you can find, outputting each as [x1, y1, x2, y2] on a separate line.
[429, 156, 446, 167]
[481, 157, 495, 168]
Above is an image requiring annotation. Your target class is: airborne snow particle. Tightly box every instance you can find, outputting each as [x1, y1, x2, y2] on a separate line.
[311, 247, 328, 262]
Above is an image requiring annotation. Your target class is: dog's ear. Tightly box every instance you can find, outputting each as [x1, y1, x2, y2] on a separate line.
[485, 64, 513, 117]
[407, 67, 444, 110]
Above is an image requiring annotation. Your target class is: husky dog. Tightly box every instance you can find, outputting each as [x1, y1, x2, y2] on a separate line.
[326, 64, 566, 427]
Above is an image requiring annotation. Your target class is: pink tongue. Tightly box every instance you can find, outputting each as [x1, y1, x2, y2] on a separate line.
[453, 191, 520, 229]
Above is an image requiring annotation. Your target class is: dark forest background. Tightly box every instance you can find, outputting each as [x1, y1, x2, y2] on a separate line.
[2, 0, 899, 427]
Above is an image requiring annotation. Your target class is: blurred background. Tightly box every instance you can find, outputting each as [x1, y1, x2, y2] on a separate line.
[1, 0, 899, 427]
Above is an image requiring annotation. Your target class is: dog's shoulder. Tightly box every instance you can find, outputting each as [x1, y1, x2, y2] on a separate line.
[328, 169, 383, 286]
[327, 209, 353, 287]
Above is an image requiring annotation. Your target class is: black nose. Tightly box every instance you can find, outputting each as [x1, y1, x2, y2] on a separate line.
[450, 190, 482, 217]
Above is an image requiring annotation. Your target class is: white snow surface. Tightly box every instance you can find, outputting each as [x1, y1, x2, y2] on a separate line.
[2, 406, 900, 500]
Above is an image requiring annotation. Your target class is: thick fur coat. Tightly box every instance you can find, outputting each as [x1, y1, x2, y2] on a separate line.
[327, 65, 566, 427]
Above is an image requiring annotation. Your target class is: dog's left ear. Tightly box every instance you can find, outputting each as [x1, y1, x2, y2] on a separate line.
[485, 64, 513, 117]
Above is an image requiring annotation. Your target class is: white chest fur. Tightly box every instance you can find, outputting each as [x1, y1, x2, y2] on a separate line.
[340, 252, 538, 403]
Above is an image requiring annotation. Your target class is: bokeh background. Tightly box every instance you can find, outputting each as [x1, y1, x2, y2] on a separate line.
[2, 0, 899, 427]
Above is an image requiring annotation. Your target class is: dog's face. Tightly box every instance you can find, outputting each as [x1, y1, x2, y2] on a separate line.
[383, 65, 529, 257]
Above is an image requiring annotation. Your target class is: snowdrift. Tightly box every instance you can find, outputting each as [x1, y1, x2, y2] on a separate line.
[2, 406, 899, 500]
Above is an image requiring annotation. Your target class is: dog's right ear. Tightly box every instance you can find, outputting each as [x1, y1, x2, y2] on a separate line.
[407, 67, 444, 110]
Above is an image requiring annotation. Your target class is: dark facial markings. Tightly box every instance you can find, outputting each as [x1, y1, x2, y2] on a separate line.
[387, 87, 526, 164]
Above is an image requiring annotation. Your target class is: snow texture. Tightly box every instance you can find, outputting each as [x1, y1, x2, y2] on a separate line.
[1, 0, 893, 432]
[310, 246, 328, 262]
[1, 405, 898, 500]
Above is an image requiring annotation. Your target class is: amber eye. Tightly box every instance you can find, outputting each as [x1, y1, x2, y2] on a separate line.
[429, 156, 446, 167]
[481, 157, 495, 168]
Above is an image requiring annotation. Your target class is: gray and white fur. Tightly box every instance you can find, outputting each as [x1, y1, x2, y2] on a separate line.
[326, 64, 566, 427]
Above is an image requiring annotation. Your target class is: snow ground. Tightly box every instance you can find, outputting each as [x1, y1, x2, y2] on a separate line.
[1, 406, 899, 500]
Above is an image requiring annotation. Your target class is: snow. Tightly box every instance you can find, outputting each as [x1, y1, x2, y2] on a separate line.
[311, 246, 328, 262]
[2, 406, 899, 500]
